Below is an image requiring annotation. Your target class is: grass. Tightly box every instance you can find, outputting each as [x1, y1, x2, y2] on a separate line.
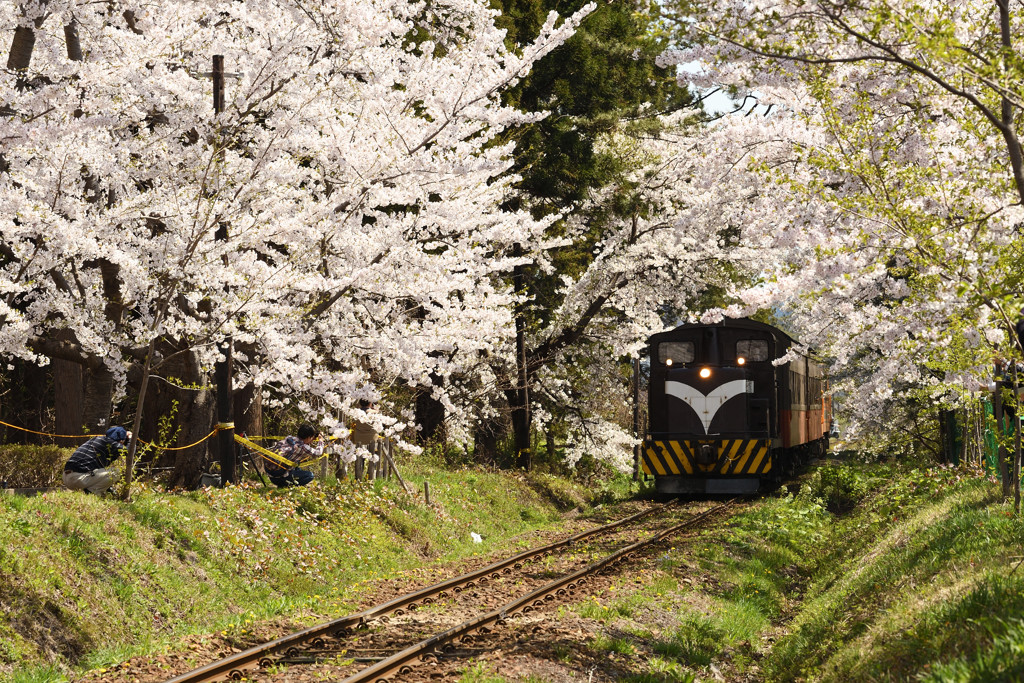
[757, 466, 1024, 682]
[920, 617, 1024, 682]
[0, 462, 625, 682]
[552, 457, 1024, 683]
[648, 615, 723, 665]
[4, 453, 1023, 683]
[458, 661, 507, 682]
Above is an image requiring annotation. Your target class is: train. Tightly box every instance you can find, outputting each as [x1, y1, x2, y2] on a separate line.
[641, 317, 831, 495]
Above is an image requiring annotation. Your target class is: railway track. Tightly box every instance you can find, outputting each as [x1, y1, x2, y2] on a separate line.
[161, 499, 735, 683]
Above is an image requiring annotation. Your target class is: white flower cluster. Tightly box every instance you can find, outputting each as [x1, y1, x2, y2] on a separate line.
[0, 0, 592, 439]
[656, 0, 1024, 448]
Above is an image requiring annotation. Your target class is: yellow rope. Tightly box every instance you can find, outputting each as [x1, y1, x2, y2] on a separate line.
[0, 419, 218, 452]
[0, 419, 101, 439]
[234, 433, 298, 468]
[142, 429, 217, 451]
[0, 418, 339, 460]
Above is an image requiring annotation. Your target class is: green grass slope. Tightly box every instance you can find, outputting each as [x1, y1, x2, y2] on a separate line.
[642, 460, 1024, 682]
[552, 459, 1024, 683]
[0, 464, 630, 682]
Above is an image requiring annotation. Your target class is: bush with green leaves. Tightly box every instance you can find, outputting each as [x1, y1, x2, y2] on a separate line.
[0, 445, 71, 488]
[799, 464, 871, 513]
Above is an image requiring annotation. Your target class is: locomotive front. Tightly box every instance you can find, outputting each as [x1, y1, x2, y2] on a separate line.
[643, 319, 786, 495]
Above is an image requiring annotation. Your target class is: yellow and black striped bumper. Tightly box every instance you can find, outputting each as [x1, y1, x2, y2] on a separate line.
[642, 439, 772, 476]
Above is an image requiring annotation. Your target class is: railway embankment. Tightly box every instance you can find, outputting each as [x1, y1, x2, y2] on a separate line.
[651, 456, 1024, 682]
[0, 457, 623, 682]
[1, 454, 1021, 682]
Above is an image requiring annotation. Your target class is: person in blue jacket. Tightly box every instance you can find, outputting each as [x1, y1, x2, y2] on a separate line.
[63, 426, 130, 494]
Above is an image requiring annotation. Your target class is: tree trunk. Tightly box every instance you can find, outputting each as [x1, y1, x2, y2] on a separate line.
[512, 314, 532, 470]
[145, 347, 214, 489]
[63, 19, 81, 62]
[473, 419, 502, 466]
[415, 374, 445, 445]
[53, 332, 84, 447]
[1, 360, 49, 444]
[235, 381, 263, 438]
[995, 379, 1012, 499]
[6, 13, 44, 71]
[79, 363, 114, 434]
[1013, 365, 1021, 514]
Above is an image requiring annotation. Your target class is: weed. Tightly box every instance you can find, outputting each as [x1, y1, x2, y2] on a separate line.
[8, 664, 68, 683]
[625, 656, 696, 683]
[800, 465, 871, 513]
[0, 445, 70, 488]
[578, 597, 609, 621]
[651, 615, 724, 667]
[551, 642, 573, 662]
[591, 634, 636, 655]
[921, 618, 1024, 682]
[458, 661, 506, 682]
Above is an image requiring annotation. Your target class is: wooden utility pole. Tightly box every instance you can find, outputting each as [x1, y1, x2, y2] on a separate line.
[211, 54, 236, 485]
[632, 356, 641, 481]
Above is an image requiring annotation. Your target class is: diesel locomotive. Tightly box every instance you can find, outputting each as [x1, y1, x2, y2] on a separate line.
[642, 318, 830, 495]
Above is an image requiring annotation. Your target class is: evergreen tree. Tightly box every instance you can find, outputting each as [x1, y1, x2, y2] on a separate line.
[488, 0, 697, 467]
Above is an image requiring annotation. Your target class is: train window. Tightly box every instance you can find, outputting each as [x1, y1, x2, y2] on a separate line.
[658, 341, 694, 365]
[736, 339, 769, 362]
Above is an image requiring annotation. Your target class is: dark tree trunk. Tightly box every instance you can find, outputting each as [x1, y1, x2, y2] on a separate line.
[53, 336, 84, 447]
[146, 347, 214, 489]
[81, 364, 114, 434]
[169, 387, 215, 489]
[473, 419, 502, 466]
[415, 374, 445, 445]
[995, 379, 1012, 499]
[511, 397, 531, 470]
[504, 358, 532, 470]
[1, 360, 49, 444]
[234, 381, 263, 438]
[7, 18, 42, 71]
[512, 253, 532, 470]
[234, 381, 264, 476]
[63, 19, 81, 62]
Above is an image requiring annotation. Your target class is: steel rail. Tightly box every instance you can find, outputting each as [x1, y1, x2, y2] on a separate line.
[341, 500, 735, 683]
[165, 502, 672, 682]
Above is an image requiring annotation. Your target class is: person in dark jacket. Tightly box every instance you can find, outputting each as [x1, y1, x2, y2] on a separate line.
[63, 426, 130, 494]
[266, 424, 321, 487]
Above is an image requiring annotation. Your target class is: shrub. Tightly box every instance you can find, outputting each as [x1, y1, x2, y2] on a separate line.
[0, 445, 70, 488]
[800, 464, 870, 513]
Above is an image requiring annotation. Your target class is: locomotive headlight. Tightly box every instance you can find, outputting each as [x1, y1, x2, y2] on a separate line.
[665, 358, 673, 366]
[737, 357, 746, 366]
[699, 367, 712, 379]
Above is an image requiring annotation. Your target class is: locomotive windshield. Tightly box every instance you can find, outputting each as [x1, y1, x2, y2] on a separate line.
[736, 339, 769, 362]
[658, 341, 694, 365]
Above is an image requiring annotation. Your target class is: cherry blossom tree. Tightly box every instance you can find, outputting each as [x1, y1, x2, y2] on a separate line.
[657, 0, 1024, 463]
[501, 112, 759, 470]
[1, 0, 591, 482]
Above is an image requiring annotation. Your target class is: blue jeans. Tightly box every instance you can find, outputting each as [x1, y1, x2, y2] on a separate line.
[268, 467, 314, 488]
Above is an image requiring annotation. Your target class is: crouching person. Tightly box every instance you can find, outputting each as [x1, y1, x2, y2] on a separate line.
[267, 424, 321, 487]
[63, 426, 130, 494]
